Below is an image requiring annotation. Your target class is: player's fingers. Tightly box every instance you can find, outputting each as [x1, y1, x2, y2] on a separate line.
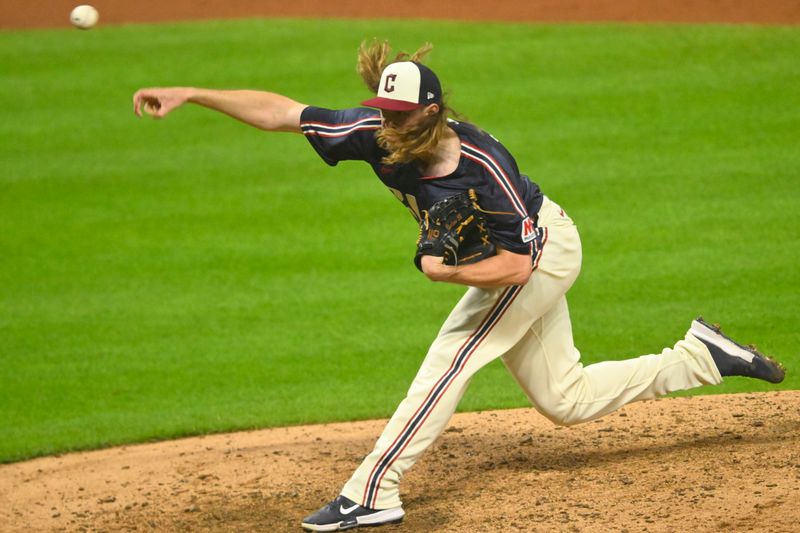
[133, 89, 166, 118]
[133, 90, 157, 117]
[132, 91, 144, 116]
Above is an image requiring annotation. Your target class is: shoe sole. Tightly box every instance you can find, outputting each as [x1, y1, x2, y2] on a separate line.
[691, 317, 785, 383]
[357, 507, 405, 527]
[301, 507, 405, 531]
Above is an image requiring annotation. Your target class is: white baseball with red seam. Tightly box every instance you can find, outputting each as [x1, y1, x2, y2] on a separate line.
[70, 5, 99, 29]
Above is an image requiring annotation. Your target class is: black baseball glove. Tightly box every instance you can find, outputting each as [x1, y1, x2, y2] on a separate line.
[414, 189, 496, 271]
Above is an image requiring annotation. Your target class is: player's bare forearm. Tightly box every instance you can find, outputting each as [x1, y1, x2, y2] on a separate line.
[421, 247, 532, 288]
[189, 89, 306, 132]
[133, 87, 306, 133]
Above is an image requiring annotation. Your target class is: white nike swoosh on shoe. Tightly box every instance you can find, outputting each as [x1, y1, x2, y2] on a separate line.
[339, 504, 360, 515]
[690, 321, 756, 363]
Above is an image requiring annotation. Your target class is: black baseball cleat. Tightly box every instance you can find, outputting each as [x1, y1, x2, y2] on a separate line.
[690, 317, 785, 383]
[301, 495, 404, 531]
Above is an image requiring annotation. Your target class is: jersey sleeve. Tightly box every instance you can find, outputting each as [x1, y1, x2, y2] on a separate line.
[300, 106, 383, 166]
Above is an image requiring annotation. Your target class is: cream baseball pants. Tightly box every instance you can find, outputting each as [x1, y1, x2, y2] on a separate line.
[341, 196, 722, 510]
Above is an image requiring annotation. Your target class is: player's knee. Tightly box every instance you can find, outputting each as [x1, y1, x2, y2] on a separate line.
[547, 411, 583, 427]
[531, 371, 593, 426]
[537, 398, 583, 427]
[537, 388, 593, 426]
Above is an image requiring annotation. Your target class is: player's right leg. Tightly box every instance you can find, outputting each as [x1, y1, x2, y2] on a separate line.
[501, 297, 723, 426]
[503, 301, 784, 427]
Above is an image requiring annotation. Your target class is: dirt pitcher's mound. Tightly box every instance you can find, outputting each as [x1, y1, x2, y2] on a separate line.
[2, 391, 799, 532]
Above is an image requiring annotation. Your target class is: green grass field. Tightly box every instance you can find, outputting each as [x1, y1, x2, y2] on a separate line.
[1, 18, 798, 463]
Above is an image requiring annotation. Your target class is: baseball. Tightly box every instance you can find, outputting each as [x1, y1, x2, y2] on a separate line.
[70, 5, 99, 30]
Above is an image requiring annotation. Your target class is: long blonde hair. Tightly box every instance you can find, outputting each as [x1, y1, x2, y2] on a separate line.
[357, 39, 454, 165]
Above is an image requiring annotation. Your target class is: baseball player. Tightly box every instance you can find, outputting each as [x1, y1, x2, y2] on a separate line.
[133, 40, 785, 532]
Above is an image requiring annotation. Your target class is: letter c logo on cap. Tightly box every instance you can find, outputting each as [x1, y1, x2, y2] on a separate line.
[384, 74, 397, 93]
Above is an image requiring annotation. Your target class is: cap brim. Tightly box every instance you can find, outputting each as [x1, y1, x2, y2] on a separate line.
[360, 97, 423, 112]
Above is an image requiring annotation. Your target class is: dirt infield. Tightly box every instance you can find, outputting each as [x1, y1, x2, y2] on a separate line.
[2, 392, 799, 532]
[3, 2, 799, 532]
[2, 0, 800, 29]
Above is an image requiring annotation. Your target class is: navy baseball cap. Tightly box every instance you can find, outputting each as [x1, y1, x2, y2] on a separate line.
[361, 61, 442, 111]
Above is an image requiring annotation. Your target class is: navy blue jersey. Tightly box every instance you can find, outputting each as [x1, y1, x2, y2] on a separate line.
[300, 106, 544, 256]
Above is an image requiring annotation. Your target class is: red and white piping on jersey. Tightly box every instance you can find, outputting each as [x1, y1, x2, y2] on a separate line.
[459, 142, 528, 218]
[300, 116, 381, 138]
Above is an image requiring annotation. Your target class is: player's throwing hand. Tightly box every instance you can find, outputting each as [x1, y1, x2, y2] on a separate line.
[133, 87, 192, 118]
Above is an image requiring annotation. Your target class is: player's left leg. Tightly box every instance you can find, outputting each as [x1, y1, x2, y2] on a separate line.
[305, 204, 582, 530]
[302, 282, 545, 531]
[339, 283, 538, 508]
[303, 197, 581, 530]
